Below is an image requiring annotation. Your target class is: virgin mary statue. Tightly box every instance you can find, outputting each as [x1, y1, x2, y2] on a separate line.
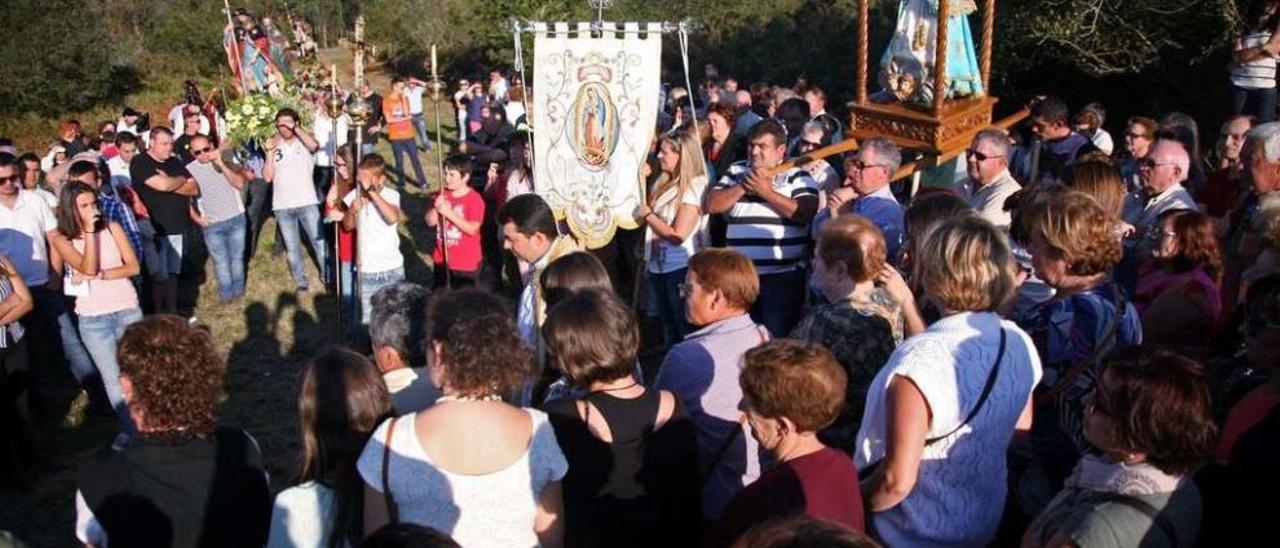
[878, 0, 985, 106]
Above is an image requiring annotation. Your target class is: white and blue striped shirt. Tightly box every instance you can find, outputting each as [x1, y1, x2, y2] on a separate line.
[714, 162, 819, 274]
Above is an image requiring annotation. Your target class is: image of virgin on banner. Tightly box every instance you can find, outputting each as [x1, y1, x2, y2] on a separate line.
[532, 22, 663, 249]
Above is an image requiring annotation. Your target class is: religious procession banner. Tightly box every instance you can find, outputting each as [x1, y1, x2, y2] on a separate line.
[532, 22, 663, 249]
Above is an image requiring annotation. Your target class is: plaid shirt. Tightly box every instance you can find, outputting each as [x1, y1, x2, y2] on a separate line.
[98, 188, 143, 259]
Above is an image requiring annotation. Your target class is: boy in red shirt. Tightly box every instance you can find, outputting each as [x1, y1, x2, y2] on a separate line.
[427, 154, 485, 287]
[383, 77, 429, 189]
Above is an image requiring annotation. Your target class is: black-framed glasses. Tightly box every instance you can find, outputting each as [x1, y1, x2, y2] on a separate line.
[1126, 132, 1149, 139]
[965, 149, 1004, 162]
[0, 175, 19, 185]
[192, 147, 214, 155]
[1138, 158, 1175, 169]
[678, 282, 694, 297]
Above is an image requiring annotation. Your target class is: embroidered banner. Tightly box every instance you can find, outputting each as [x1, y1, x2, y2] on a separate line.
[533, 22, 662, 248]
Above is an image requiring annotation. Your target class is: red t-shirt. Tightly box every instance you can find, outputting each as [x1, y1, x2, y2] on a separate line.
[703, 447, 865, 547]
[323, 200, 356, 262]
[434, 189, 485, 273]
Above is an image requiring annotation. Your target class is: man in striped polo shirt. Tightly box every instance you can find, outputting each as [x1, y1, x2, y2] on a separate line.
[707, 119, 819, 336]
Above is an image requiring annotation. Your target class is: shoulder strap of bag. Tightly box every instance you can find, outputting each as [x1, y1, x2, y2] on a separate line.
[925, 328, 1007, 446]
[381, 416, 400, 524]
[1097, 492, 1178, 547]
[1036, 287, 1127, 410]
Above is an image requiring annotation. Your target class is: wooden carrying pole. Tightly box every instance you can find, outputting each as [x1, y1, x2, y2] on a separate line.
[765, 107, 1029, 180]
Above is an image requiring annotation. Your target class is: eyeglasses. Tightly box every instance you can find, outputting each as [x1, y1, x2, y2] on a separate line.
[678, 282, 691, 297]
[799, 140, 823, 149]
[849, 159, 888, 172]
[1138, 158, 1175, 169]
[1126, 132, 1149, 139]
[965, 149, 1005, 162]
[0, 175, 19, 185]
[191, 147, 214, 155]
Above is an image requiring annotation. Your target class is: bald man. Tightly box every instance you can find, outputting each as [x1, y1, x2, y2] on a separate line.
[1121, 139, 1199, 251]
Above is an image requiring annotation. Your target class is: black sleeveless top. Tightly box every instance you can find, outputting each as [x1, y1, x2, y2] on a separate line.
[545, 390, 703, 547]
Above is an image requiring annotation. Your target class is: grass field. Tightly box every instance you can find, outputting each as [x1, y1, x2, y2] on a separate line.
[0, 49, 454, 546]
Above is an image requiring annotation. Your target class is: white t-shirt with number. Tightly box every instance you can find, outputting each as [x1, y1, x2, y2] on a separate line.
[343, 187, 404, 273]
[271, 138, 318, 211]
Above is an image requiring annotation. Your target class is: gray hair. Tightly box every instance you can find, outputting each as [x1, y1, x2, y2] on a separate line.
[368, 282, 431, 366]
[861, 137, 902, 173]
[801, 121, 827, 143]
[1247, 122, 1280, 164]
[971, 127, 1011, 159]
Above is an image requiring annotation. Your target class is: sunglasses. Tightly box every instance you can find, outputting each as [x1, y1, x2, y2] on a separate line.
[0, 175, 19, 185]
[965, 149, 1004, 162]
[192, 147, 214, 155]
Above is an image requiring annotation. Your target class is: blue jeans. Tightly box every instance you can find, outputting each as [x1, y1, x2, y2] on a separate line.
[411, 113, 431, 150]
[649, 268, 692, 347]
[750, 268, 808, 337]
[78, 307, 143, 433]
[202, 213, 247, 300]
[276, 205, 328, 289]
[1233, 86, 1277, 123]
[338, 260, 359, 331]
[360, 266, 405, 325]
[390, 139, 429, 188]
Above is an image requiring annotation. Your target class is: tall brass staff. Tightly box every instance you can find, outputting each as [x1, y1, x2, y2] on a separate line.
[347, 15, 370, 324]
[426, 43, 452, 288]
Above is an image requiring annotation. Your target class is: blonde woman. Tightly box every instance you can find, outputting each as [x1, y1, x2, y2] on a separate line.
[856, 216, 1041, 547]
[636, 129, 709, 346]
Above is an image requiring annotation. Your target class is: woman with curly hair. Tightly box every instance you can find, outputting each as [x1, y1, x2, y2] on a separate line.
[1024, 349, 1216, 548]
[1135, 209, 1224, 348]
[358, 289, 567, 547]
[268, 348, 392, 548]
[1017, 190, 1143, 515]
[74, 315, 271, 547]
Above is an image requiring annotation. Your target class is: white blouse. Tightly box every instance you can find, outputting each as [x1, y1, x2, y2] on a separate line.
[357, 409, 568, 548]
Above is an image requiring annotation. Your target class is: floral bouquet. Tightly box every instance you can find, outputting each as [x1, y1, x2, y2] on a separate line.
[224, 91, 314, 149]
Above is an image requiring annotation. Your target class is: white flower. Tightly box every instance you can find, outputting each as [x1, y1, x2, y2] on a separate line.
[240, 104, 253, 115]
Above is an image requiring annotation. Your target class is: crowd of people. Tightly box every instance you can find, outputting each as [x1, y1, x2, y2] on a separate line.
[3, 4, 1280, 547]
